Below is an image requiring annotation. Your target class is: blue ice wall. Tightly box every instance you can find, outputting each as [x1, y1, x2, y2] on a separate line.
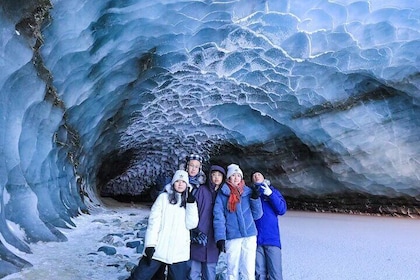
[1, 0, 420, 276]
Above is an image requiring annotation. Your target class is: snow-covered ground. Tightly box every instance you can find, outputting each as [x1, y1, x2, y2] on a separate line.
[281, 211, 420, 280]
[3, 198, 420, 280]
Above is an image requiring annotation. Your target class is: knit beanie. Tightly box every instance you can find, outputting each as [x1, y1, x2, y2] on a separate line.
[171, 170, 189, 185]
[250, 170, 264, 183]
[226, 164, 243, 179]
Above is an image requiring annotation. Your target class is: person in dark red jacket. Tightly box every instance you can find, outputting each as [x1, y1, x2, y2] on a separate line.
[250, 171, 287, 280]
[189, 165, 226, 280]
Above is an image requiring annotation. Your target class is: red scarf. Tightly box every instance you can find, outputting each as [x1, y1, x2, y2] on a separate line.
[227, 180, 245, 212]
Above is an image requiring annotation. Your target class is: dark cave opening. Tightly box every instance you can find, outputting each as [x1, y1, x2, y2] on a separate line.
[96, 149, 136, 195]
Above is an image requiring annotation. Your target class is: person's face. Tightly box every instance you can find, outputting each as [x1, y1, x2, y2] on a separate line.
[174, 180, 187, 193]
[187, 159, 201, 177]
[211, 171, 224, 187]
[228, 173, 242, 186]
[252, 172, 265, 184]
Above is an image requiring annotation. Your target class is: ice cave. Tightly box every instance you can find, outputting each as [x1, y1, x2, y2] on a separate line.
[0, 0, 419, 276]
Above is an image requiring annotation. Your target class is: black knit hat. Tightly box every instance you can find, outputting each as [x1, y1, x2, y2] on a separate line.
[250, 171, 261, 183]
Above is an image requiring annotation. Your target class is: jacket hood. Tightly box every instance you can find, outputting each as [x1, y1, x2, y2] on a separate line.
[208, 165, 226, 181]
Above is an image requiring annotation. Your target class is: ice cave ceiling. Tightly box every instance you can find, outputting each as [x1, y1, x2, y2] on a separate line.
[0, 0, 420, 276]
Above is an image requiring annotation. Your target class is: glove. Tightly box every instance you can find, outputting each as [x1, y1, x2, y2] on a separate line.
[250, 184, 260, 199]
[261, 181, 273, 196]
[216, 240, 226, 253]
[186, 186, 196, 203]
[191, 231, 208, 246]
[144, 247, 155, 265]
[190, 228, 199, 240]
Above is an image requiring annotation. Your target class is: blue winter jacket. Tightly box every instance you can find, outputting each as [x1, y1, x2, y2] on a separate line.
[213, 183, 263, 242]
[254, 183, 287, 248]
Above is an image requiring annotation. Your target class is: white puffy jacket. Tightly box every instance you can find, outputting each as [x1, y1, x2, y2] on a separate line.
[144, 183, 199, 264]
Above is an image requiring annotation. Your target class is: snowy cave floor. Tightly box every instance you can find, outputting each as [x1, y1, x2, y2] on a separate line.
[3, 197, 420, 280]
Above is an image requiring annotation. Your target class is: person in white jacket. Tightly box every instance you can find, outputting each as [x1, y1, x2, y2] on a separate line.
[127, 170, 199, 280]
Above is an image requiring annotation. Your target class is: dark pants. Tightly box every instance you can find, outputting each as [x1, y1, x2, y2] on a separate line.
[128, 257, 188, 280]
[152, 264, 166, 280]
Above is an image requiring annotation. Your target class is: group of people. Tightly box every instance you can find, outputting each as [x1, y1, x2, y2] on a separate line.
[127, 154, 287, 280]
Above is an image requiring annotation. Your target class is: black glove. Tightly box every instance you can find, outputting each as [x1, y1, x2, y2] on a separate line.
[144, 247, 155, 265]
[191, 231, 208, 246]
[250, 184, 260, 199]
[186, 186, 196, 203]
[190, 228, 199, 239]
[216, 240, 226, 253]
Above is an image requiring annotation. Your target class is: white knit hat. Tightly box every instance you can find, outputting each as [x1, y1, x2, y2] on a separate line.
[171, 170, 189, 185]
[226, 164, 243, 179]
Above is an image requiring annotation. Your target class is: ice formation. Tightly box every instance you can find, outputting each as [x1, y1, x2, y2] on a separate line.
[0, 0, 419, 276]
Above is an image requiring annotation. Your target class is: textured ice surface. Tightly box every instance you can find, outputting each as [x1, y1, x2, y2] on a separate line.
[0, 0, 420, 276]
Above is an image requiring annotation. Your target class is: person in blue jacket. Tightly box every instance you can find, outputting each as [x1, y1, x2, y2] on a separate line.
[250, 171, 287, 280]
[213, 164, 263, 279]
